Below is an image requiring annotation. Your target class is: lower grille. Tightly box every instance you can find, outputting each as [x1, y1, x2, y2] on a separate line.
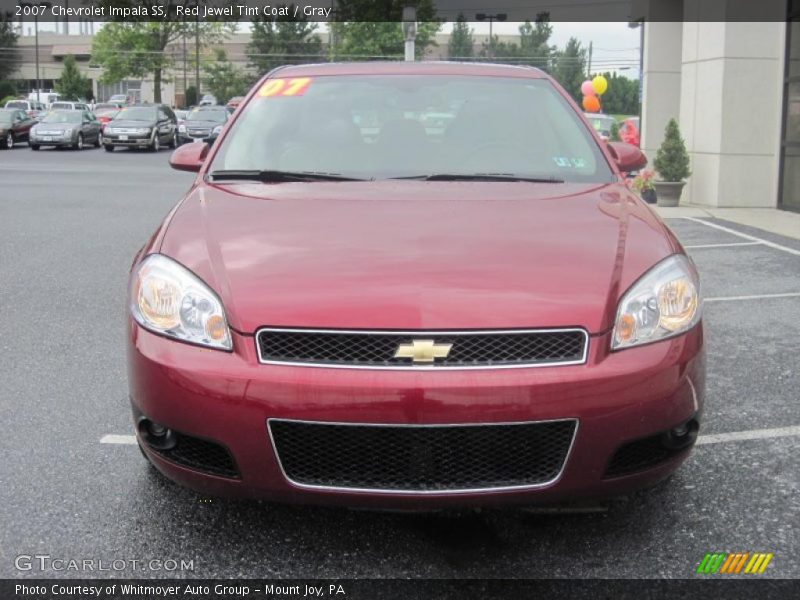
[269, 419, 577, 492]
[257, 328, 588, 369]
[604, 434, 688, 478]
[152, 432, 239, 479]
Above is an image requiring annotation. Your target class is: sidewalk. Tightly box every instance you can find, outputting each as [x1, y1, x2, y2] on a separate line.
[653, 206, 800, 241]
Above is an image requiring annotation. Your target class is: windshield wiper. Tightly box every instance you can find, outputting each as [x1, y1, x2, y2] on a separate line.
[209, 170, 365, 183]
[391, 173, 565, 183]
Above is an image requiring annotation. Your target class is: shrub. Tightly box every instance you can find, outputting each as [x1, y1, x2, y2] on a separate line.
[609, 120, 620, 142]
[653, 118, 691, 182]
[0, 79, 16, 101]
[185, 86, 198, 107]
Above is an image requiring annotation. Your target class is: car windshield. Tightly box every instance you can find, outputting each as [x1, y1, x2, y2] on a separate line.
[115, 107, 156, 121]
[51, 103, 74, 109]
[187, 108, 227, 123]
[6, 101, 27, 109]
[42, 112, 81, 124]
[210, 75, 613, 183]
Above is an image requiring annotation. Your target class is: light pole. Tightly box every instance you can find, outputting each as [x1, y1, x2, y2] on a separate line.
[476, 12, 506, 59]
[402, 5, 417, 62]
[20, 2, 51, 103]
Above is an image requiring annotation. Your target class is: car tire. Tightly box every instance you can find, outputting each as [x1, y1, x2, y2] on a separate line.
[169, 131, 177, 149]
[95, 132, 102, 148]
[4, 131, 13, 149]
[151, 134, 160, 152]
[104, 144, 114, 152]
[74, 133, 84, 150]
[30, 144, 40, 151]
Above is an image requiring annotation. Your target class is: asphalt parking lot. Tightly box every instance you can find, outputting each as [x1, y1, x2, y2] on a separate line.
[0, 144, 798, 579]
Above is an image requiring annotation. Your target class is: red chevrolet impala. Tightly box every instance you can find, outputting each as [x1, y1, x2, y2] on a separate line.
[127, 62, 704, 507]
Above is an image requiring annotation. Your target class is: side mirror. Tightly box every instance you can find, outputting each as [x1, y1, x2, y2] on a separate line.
[606, 141, 647, 172]
[169, 141, 208, 172]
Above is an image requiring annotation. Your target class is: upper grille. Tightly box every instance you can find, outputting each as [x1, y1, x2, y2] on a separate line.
[256, 328, 587, 369]
[269, 419, 577, 492]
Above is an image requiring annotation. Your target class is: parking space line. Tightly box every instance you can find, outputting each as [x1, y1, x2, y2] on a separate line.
[705, 292, 800, 303]
[100, 434, 137, 445]
[696, 426, 800, 446]
[685, 241, 762, 249]
[681, 217, 800, 256]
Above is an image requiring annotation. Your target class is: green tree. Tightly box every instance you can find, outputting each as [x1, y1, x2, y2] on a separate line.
[56, 55, 92, 100]
[551, 37, 586, 102]
[518, 14, 554, 71]
[204, 49, 247, 104]
[0, 11, 19, 81]
[654, 118, 691, 182]
[248, 7, 323, 76]
[448, 14, 473, 59]
[480, 13, 553, 70]
[331, 0, 441, 61]
[91, 2, 234, 103]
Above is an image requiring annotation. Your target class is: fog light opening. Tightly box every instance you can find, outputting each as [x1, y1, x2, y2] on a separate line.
[663, 418, 699, 449]
[137, 418, 177, 451]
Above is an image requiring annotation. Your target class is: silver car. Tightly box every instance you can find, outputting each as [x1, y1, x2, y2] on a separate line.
[29, 110, 102, 150]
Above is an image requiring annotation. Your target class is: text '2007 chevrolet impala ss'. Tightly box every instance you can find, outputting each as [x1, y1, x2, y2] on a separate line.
[127, 62, 704, 508]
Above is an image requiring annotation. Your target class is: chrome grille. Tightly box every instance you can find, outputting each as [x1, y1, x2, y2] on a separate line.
[269, 419, 577, 492]
[256, 328, 587, 369]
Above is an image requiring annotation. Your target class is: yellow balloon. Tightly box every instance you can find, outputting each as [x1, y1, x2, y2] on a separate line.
[591, 75, 608, 95]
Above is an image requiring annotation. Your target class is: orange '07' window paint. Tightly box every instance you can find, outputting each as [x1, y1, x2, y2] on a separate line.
[258, 78, 313, 98]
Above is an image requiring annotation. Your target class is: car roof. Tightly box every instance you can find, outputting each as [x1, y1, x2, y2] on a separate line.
[270, 61, 548, 79]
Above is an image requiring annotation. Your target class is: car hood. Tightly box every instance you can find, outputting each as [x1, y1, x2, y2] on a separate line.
[157, 181, 681, 334]
[108, 119, 155, 128]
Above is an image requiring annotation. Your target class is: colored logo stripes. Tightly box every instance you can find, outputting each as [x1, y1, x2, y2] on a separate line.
[697, 552, 774, 574]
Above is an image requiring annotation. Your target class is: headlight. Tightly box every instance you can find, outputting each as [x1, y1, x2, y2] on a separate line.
[212, 125, 223, 135]
[178, 124, 186, 133]
[137, 127, 151, 135]
[611, 254, 701, 350]
[130, 254, 232, 350]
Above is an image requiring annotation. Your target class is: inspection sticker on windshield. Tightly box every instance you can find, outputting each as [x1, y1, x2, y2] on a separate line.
[553, 156, 587, 168]
[258, 77, 313, 98]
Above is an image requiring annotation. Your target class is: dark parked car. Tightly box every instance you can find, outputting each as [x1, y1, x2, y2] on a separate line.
[129, 62, 704, 507]
[177, 105, 230, 144]
[28, 110, 102, 150]
[103, 104, 177, 152]
[0, 108, 35, 148]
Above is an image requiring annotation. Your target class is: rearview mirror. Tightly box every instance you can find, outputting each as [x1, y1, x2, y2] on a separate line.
[169, 142, 208, 172]
[606, 141, 647, 173]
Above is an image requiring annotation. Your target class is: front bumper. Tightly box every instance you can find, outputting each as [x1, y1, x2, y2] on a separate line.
[128, 322, 705, 507]
[104, 132, 152, 147]
[29, 134, 76, 147]
[178, 132, 217, 145]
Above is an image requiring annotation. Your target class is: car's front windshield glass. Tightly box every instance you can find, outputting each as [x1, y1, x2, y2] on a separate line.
[210, 75, 613, 182]
[6, 101, 27, 109]
[115, 107, 155, 121]
[42, 112, 81, 124]
[188, 108, 227, 123]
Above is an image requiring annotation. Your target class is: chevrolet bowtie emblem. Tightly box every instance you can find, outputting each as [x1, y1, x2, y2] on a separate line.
[394, 339, 453, 363]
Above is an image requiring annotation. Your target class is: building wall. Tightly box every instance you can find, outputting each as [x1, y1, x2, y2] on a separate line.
[679, 21, 785, 207]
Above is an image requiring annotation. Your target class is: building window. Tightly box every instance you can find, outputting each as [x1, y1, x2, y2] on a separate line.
[780, 11, 800, 211]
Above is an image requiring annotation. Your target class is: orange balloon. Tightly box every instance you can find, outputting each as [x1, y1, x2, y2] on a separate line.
[582, 95, 600, 113]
